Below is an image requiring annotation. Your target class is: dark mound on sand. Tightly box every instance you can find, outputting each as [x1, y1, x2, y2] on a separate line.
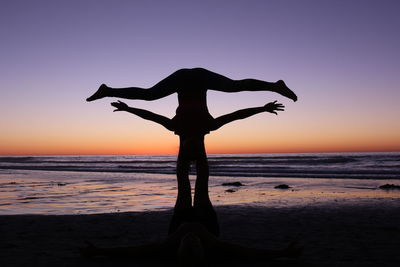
[225, 189, 237, 193]
[274, 184, 291, 189]
[379, 184, 400, 190]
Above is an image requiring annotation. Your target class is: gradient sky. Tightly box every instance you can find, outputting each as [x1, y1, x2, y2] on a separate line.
[1, 0, 399, 155]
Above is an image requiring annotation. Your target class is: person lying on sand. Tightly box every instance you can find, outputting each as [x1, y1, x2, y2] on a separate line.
[80, 221, 301, 266]
[110, 100, 285, 236]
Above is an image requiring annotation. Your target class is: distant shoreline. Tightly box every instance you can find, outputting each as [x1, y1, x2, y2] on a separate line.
[1, 152, 399, 179]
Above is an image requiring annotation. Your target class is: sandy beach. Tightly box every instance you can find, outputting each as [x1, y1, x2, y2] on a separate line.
[1, 200, 399, 267]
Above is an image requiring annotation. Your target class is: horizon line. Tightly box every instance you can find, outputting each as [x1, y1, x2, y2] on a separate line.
[1, 150, 399, 157]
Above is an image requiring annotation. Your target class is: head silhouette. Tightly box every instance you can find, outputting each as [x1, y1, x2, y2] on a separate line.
[177, 232, 205, 267]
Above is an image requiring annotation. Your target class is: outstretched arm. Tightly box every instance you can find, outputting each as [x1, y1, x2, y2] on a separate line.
[111, 101, 175, 131]
[210, 101, 284, 131]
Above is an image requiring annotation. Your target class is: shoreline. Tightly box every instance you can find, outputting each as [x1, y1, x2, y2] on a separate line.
[1, 168, 399, 215]
[1, 203, 399, 266]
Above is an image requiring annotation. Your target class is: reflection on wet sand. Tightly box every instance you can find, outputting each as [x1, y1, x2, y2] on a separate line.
[1, 171, 399, 214]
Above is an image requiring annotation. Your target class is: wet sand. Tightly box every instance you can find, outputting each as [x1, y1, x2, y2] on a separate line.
[1, 201, 399, 267]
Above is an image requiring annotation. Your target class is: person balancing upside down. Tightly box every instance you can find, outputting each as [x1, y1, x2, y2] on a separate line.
[84, 68, 300, 264]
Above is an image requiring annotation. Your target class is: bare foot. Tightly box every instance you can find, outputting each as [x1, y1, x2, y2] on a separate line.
[86, 84, 109, 102]
[276, 80, 297, 102]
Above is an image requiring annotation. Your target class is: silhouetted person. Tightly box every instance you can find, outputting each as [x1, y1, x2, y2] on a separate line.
[87, 68, 295, 235]
[83, 68, 299, 265]
[81, 100, 301, 264]
[111, 100, 284, 236]
[81, 222, 301, 265]
[86, 68, 297, 104]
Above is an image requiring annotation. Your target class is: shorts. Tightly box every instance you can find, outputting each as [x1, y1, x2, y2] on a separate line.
[171, 110, 215, 137]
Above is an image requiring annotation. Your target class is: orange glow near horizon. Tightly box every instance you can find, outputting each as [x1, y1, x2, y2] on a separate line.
[1, 131, 399, 155]
[2, 107, 400, 155]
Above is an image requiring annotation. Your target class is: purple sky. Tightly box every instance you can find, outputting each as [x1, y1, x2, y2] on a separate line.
[1, 0, 399, 154]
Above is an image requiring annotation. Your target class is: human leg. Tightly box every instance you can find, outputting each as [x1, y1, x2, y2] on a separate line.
[188, 68, 297, 101]
[167, 222, 301, 261]
[79, 223, 208, 260]
[192, 146, 219, 236]
[175, 155, 192, 210]
[193, 156, 210, 208]
[206, 239, 302, 261]
[226, 78, 297, 102]
[168, 150, 193, 235]
[80, 241, 172, 259]
[87, 69, 192, 102]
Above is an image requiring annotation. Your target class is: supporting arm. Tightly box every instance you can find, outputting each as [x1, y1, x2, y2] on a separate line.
[111, 101, 175, 131]
[210, 101, 284, 131]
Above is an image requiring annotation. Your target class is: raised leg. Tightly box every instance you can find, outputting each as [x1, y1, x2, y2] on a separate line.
[168, 150, 193, 235]
[192, 142, 219, 236]
[175, 155, 192, 210]
[87, 69, 191, 101]
[193, 156, 210, 207]
[189, 68, 297, 101]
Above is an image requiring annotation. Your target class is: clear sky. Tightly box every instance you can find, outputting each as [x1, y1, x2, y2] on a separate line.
[1, 0, 399, 155]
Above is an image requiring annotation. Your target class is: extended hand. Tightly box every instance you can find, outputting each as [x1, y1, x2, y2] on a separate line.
[264, 101, 285, 115]
[111, 101, 129, 112]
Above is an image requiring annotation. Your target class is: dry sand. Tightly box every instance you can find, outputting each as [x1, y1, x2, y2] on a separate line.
[1, 202, 399, 267]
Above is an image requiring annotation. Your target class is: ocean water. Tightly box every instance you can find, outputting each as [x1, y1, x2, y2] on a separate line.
[0, 152, 399, 214]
